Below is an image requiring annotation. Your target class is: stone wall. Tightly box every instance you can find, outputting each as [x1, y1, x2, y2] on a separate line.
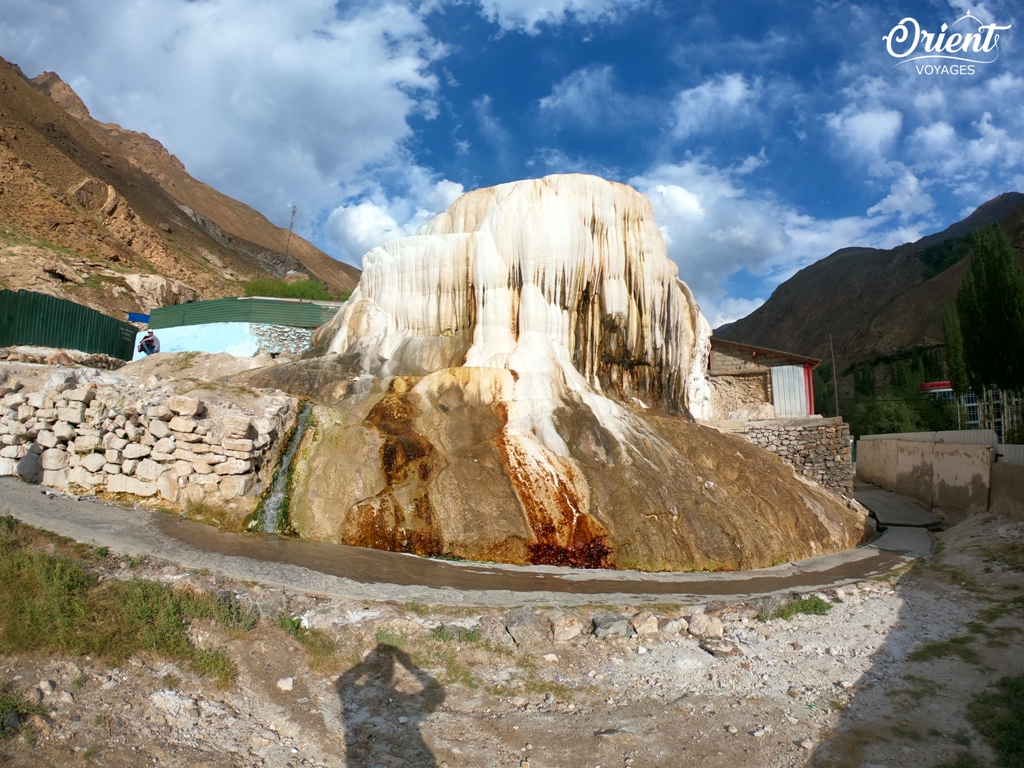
[712, 416, 853, 497]
[0, 373, 297, 518]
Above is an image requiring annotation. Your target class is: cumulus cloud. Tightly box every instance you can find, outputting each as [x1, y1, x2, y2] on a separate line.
[0, 0, 445, 241]
[475, 0, 647, 34]
[867, 173, 935, 219]
[327, 176, 465, 263]
[672, 73, 761, 139]
[631, 156, 914, 327]
[826, 107, 903, 161]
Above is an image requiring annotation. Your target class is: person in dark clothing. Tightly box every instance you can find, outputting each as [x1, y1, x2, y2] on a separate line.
[138, 331, 160, 355]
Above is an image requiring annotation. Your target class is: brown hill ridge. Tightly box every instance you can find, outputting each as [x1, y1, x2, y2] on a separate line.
[0, 58, 358, 318]
[715, 192, 1024, 377]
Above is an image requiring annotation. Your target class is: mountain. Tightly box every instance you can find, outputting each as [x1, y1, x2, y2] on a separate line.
[0, 58, 358, 318]
[715, 192, 1024, 379]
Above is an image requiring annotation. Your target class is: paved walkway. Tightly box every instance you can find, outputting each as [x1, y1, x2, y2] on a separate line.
[854, 480, 938, 555]
[1, 478, 914, 606]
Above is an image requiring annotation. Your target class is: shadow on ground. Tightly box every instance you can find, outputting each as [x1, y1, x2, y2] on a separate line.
[338, 643, 445, 767]
[808, 512, 1024, 768]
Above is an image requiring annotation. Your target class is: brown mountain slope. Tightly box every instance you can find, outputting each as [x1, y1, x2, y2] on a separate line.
[0, 58, 357, 319]
[30, 71, 359, 298]
[715, 192, 1024, 374]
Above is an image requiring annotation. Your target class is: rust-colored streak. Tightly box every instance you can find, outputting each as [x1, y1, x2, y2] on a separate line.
[493, 403, 614, 569]
[365, 388, 435, 486]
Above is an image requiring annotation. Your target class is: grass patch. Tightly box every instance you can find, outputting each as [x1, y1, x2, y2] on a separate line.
[891, 723, 923, 741]
[983, 542, 1024, 572]
[886, 673, 944, 702]
[431, 625, 482, 643]
[936, 751, 986, 768]
[0, 683, 45, 739]
[765, 595, 833, 622]
[374, 628, 409, 649]
[967, 673, 1024, 767]
[183, 497, 229, 528]
[276, 615, 338, 671]
[909, 635, 981, 665]
[0, 515, 252, 687]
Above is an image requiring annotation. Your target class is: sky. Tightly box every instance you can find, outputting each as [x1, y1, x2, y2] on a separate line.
[1, 0, 1021, 327]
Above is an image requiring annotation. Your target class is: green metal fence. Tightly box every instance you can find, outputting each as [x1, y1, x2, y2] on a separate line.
[148, 296, 343, 330]
[0, 289, 138, 360]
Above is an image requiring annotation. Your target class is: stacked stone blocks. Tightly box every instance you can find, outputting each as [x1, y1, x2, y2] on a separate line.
[729, 417, 853, 497]
[0, 376, 296, 507]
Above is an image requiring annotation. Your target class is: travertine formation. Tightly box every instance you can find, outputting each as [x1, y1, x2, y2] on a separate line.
[245, 175, 872, 571]
[0, 373, 296, 516]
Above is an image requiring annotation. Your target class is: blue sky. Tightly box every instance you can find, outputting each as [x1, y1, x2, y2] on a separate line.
[1, 0, 1021, 326]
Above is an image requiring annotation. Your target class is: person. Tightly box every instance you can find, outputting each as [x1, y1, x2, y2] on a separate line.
[138, 330, 160, 355]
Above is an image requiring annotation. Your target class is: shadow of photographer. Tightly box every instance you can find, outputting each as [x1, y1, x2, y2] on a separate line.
[337, 642, 445, 767]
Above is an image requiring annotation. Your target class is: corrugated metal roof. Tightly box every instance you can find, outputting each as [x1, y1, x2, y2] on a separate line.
[149, 296, 344, 330]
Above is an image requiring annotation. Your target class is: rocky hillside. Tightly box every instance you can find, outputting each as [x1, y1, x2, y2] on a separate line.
[715, 192, 1024, 376]
[0, 57, 358, 318]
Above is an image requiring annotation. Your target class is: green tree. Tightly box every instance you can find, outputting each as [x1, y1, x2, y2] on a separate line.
[957, 225, 1024, 390]
[942, 305, 970, 396]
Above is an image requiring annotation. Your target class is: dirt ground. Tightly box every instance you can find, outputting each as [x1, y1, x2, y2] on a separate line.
[1, 510, 1022, 768]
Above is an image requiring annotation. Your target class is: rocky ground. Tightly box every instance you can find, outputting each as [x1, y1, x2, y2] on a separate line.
[1, 508, 1022, 768]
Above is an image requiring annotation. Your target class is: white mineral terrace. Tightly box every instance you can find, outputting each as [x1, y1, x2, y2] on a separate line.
[328, 174, 712, 450]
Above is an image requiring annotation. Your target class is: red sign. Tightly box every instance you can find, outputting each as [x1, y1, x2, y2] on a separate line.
[919, 381, 952, 392]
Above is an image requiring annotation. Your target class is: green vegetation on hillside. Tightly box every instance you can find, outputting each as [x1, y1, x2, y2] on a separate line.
[916, 234, 973, 279]
[814, 348, 958, 438]
[243, 277, 350, 302]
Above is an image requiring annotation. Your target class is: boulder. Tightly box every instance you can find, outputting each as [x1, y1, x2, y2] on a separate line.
[149, 420, 171, 439]
[122, 444, 151, 460]
[152, 437, 176, 454]
[157, 473, 179, 503]
[219, 473, 255, 500]
[168, 395, 205, 418]
[214, 458, 252, 475]
[36, 430, 59, 449]
[107, 474, 158, 497]
[0, 457, 17, 476]
[41, 469, 68, 488]
[168, 416, 195, 433]
[688, 614, 724, 639]
[592, 612, 635, 641]
[629, 612, 660, 636]
[57, 405, 85, 424]
[505, 607, 549, 645]
[135, 459, 164, 482]
[221, 415, 253, 439]
[15, 451, 42, 483]
[80, 453, 106, 473]
[65, 388, 95, 404]
[72, 435, 102, 454]
[545, 609, 585, 642]
[67, 466, 101, 488]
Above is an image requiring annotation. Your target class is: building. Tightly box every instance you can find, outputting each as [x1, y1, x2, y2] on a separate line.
[132, 296, 345, 361]
[920, 380, 1022, 440]
[707, 337, 819, 420]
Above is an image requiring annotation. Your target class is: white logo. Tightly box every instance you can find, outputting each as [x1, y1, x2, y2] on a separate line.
[883, 11, 1011, 75]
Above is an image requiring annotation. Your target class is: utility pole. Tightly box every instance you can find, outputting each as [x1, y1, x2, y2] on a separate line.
[284, 204, 297, 258]
[829, 333, 840, 417]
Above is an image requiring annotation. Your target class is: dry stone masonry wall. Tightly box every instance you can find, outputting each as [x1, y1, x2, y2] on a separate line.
[724, 417, 853, 497]
[0, 373, 297, 514]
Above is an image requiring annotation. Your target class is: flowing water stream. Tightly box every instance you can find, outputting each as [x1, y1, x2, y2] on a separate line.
[261, 401, 312, 532]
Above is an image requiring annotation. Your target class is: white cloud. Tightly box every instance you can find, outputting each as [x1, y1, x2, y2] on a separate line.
[475, 0, 647, 34]
[0, 0, 445, 241]
[326, 176, 465, 263]
[867, 173, 935, 219]
[539, 65, 643, 128]
[704, 297, 765, 329]
[672, 73, 761, 139]
[826, 108, 903, 161]
[630, 156, 916, 326]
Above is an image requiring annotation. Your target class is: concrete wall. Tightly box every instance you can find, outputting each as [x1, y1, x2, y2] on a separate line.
[857, 438, 993, 522]
[133, 323, 313, 362]
[991, 463, 1024, 521]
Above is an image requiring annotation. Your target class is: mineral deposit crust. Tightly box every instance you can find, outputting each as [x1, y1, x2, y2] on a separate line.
[246, 174, 871, 571]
